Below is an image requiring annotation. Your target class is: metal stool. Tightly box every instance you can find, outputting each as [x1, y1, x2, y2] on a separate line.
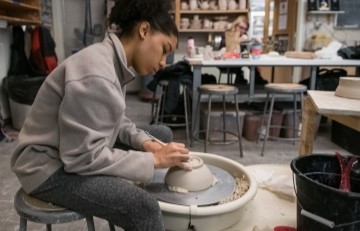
[193, 84, 243, 157]
[153, 80, 191, 144]
[14, 188, 115, 231]
[258, 83, 307, 156]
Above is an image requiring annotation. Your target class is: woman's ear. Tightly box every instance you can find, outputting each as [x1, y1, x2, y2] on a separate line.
[139, 21, 151, 40]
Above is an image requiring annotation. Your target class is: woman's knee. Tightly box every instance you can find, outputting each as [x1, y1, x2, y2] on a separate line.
[135, 191, 161, 215]
[141, 124, 173, 143]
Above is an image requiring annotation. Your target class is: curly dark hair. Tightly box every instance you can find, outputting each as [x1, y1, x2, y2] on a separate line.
[109, 0, 178, 38]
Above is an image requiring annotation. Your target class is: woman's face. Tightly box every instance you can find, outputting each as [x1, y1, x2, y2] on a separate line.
[132, 29, 177, 76]
[236, 21, 248, 35]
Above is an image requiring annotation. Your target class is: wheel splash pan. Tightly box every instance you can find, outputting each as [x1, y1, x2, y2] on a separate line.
[154, 152, 258, 231]
[145, 164, 236, 206]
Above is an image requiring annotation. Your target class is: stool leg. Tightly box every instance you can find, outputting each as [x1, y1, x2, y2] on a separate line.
[192, 92, 202, 147]
[46, 224, 51, 231]
[227, 68, 231, 84]
[159, 85, 167, 123]
[108, 221, 116, 231]
[151, 90, 157, 122]
[19, 217, 27, 231]
[261, 92, 275, 156]
[222, 95, 227, 142]
[183, 85, 190, 145]
[86, 217, 95, 231]
[293, 93, 297, 144]
[218, 69, 223, 84]
[154, 86, 163, 124]
[205, 94, 213, 153]
[257, 92, 270, 144]
[234, 94, 243, 157]
[300, 92, 304, 139]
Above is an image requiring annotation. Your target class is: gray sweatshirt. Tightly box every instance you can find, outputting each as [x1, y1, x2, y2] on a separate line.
[11, 32, 154, 193]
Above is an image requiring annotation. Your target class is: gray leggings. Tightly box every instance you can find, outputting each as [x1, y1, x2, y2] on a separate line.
[31, 125, 172, 231]
[31, 168, 164, 231]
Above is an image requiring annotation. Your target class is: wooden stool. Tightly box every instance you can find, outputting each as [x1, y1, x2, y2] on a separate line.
[153, 80, 191, 144]
[193, 84, 244, 157]
[14, 188, 115, 231]
[258, 83, 307, 156]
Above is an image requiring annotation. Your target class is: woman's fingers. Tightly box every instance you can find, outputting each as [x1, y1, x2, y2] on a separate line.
[166, 142, 189, 155]
[177, 161, 192, 171]
[153, 142, 192, 169]
[166, 143, 191, 170]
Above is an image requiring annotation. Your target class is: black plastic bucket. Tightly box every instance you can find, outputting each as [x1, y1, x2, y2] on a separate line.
[291, 154, 360, 231]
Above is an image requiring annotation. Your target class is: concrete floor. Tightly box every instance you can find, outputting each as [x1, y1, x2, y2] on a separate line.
[0, 93, 351, 231]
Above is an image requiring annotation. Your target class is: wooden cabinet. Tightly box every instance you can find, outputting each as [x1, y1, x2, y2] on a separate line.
[173, 0, 249, 33]
[272, 0, 297, 53]
[0, 0, 41, 25]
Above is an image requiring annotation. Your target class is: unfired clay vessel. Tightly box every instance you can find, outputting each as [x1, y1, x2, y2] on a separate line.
[335, 77, 360, 100]
[165, 156, 215, 192]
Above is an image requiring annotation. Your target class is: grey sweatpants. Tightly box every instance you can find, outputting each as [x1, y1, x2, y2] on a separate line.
[31, 124, 173, 231]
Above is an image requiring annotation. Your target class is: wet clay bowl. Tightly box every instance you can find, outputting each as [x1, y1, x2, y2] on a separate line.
[164, 156, 215, 192]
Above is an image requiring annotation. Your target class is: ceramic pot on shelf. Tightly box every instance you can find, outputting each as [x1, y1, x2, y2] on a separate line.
[239, 0, 246, 9]
[203, 18, 213, 28]
[228, 0, 237, 10]
[189, 0, 198, 10]
[209, 0, 217, 10]
[198, 0, 209, 10]
[218, 0, 227, 10]
[181, 2, 189, 10]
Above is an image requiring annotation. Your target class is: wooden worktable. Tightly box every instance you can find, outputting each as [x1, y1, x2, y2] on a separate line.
[299, 90, 360, 155]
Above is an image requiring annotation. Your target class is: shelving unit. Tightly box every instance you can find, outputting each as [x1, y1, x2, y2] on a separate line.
[173, 0, 249, 34]
[0, 0, 41, 25]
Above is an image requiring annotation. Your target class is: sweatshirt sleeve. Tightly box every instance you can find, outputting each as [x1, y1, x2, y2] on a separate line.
[116, 113, 152, 150]
[58, 76, 154, 183]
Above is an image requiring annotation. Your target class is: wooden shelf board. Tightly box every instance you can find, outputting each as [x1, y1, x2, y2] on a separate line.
[0, 15, 40, 25]
[180, 9, 248, 14]
[0, 0, 40, 10]
[179, 29, 226, 33]
[307, 10, 344, 14]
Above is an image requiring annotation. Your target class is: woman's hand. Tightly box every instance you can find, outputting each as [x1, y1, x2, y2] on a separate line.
[142, 140, 164, 152]
[152, 142, 191, 171]
[239, 34, 249, 42]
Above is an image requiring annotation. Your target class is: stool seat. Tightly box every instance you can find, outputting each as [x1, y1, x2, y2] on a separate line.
[14, 188, 98, 231]
[265, 83, 307, 93]
[193, 84, 243, 157]
[198, 84, 238, 95]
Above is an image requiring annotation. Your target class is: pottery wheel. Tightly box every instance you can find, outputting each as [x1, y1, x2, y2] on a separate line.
[145, 165, 236, 206]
